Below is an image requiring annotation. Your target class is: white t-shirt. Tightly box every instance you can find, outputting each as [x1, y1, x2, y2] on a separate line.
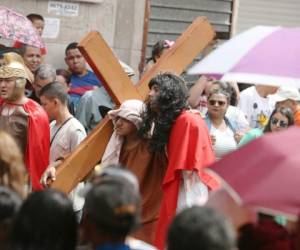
[210, 125, 237, 160]
[50, 117, 87, 212]
[226, 105, 249, 132]
[238, 86, 274, 129]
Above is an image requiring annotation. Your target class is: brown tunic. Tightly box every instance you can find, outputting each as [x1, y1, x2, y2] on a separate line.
[0, 103, 29, 155]
[119, 139, 167, 244]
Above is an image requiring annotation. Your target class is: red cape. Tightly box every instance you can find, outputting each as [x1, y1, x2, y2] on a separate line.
[154, 111, 218, 250]
[0, 99, 50, 190]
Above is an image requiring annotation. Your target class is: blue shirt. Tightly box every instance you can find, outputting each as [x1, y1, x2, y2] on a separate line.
[96, 242, 130, 250]
[69, 70, 101, 97]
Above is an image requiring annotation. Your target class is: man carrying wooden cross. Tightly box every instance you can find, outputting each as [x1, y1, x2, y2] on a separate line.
[138, 73, 219, 249]
[50, 16, 217, 248]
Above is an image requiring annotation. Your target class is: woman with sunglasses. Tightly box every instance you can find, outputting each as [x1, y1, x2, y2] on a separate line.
[239, 107, 294, 146]
[205, 88, 239, 160]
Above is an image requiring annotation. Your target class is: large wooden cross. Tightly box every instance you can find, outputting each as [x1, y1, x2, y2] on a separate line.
[52, 17, 215, 193]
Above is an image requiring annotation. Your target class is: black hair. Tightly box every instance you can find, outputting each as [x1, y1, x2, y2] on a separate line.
[84, 168, 140, 240]
[19, 44, 40, 58]
[0, 186, 21, 223]
[138, 73, 189, 152]
[9, 189, 77, 250]
[26, 13, 44, 22]
[263, 107, 294, 133]
[168, 206, 236, 250]
[211, 81, 238, 106]
[0, 186, 22, 250]
[238, 218, 291, 250]
[18, 44, 28, 57]
[146, 40, 171, 63]
[65, 42, 78, 56]
[56, 69, 71, 85]
[39, 82, 68, 105]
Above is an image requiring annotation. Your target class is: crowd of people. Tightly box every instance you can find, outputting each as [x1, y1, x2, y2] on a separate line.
[1, 11, 300, 250]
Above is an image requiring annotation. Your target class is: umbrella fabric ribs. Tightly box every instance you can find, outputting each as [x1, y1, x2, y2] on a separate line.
[189, 26, 300, 88]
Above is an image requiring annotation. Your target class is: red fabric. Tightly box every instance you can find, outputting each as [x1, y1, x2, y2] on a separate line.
[13, 40, 47, 55]
[23, 99, 49, 190]
[154, 111, 218, 250]
[68, 86, 95, 96]
[0, 99, 50, 190]
[238, 219, 293, 250]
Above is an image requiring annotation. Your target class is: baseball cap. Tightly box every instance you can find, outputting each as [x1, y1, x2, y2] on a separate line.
[269, 86, 300, 102]
[83, 166, 141, 236]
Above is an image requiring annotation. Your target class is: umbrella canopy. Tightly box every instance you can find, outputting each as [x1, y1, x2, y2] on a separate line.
[207, 126, 300, 220]
[0, 6, 44, 48]
[188, 26, 300, 88]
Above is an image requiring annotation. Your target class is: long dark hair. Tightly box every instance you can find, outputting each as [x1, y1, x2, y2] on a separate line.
[263, 107, 294, 133]
[138, 73, 189, 152]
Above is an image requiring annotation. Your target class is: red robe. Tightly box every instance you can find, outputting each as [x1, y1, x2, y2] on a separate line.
[0, 98, 50, 190]
[154, 110, 218, 250]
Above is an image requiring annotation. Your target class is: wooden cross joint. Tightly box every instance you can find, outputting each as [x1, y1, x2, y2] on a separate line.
[52, 16, 215, 193]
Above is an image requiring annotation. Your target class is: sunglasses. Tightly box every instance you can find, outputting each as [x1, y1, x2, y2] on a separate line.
[208, 100, 226, 106]
[270, 117, 288, 128]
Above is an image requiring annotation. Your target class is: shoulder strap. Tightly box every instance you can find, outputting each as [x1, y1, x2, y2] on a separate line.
[204, 114, 212, 130]
[224, 116, 237, 133]
[50, 117, 73, 146]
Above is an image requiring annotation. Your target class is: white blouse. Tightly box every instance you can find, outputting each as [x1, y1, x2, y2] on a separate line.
[210, 125, 237, 160]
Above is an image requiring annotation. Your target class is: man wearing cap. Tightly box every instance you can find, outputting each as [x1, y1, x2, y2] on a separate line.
[270, 86, 300, 126]
[0, 53, 50, 191]
[81, 166, 142, 250]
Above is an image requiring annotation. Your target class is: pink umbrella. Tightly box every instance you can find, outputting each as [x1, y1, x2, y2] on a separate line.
[207, 126, 300, 221]
[0, 6, 44, 48]
[188, 26, 300, 88]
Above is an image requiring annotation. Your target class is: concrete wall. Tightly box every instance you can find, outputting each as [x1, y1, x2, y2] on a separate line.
[1, 0, 146, 81]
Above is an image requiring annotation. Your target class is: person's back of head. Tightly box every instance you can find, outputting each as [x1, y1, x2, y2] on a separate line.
[56, 69, 71, 86]
[238, 218, 293, 250]
[82, 165, 141, 247]
[35, 64, 56, 81]
[39, 81, 69, 105]
[9, 189, 77, 250]
[167, 206, 236, 250]
[0, 186, 22, 250]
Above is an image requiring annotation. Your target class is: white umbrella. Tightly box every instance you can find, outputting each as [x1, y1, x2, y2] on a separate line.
[188, 26, 300, 88]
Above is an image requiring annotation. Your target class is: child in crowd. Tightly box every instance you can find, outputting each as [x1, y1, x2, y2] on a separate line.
[14, 13, 46, 55]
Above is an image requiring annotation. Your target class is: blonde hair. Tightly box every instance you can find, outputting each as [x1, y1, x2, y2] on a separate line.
[0, 131, 26, 197]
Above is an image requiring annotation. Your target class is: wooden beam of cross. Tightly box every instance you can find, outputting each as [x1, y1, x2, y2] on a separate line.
[52, 17, 215, 193]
